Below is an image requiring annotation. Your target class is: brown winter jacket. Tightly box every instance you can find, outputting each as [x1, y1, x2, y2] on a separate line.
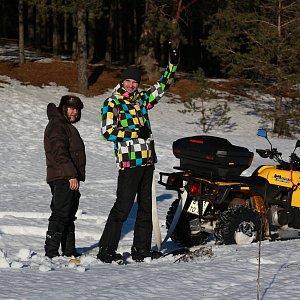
[44, 103, 86, 183]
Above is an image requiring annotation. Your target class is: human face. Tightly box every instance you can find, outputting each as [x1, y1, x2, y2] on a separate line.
[123, 79, 139, 94]
[66, 107, 79, 123]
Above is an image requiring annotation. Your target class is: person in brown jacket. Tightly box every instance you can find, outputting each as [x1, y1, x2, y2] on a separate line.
[44, 95, 86, 258]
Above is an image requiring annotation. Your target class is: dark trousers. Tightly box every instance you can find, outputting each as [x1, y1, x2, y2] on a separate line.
[99, 165, 154, 251]
[47, 179, 80, 234]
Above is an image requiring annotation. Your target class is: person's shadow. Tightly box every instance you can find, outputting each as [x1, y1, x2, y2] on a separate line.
[79, 192, 175, 255]
[77, 203, 139, 255]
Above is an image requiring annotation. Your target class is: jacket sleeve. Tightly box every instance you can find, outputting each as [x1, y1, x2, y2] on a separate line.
[101, 98, 139, 142]
[141, 63, 177, 110]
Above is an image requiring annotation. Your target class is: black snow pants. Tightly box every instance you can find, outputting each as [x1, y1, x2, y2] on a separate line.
[45, 179, 80, 256]
[99, 165, 154, 251]
[48, 179, 80, 233]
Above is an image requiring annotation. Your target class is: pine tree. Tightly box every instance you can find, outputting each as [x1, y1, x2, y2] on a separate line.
[203, 0, 300, 136]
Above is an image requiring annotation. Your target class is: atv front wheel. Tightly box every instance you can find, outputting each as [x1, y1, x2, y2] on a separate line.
[166, 198, 210, 247]
[214, 206, 263, 245]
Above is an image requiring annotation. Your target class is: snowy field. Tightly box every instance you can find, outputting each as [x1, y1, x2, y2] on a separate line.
[1, 58, 300, 299]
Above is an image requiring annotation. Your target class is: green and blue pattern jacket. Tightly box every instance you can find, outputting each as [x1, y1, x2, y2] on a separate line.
[101, 63, 177, 169]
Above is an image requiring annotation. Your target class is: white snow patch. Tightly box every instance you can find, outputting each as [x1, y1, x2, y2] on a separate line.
[0, 257, 10, 268]
[16, 248, 32, 260]
[38, 264, 52, 272]
[0, 56, 299, 299]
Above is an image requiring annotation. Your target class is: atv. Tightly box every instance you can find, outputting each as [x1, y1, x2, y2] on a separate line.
[158, 129, 300, 247]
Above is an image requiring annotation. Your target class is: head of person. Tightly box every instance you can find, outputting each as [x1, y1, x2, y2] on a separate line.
[58, 95, 84, 123]
[121, 66, 141, 94]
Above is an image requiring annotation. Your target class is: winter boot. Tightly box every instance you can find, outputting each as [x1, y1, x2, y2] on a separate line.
[97, 247, 123, 264]
[61, 232, 81, 257]
[45, 231, 62, 258]
[131, 246, 162, 262]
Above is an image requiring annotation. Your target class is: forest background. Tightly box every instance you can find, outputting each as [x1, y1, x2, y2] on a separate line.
[0, 0, 300, 136]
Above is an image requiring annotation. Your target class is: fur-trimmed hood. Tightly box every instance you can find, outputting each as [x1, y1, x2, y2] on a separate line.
[47, 102, 82, 123]
[46, 103, 66, 122]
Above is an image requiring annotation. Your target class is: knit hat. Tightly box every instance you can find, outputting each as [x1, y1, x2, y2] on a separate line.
[121, 66, 141, 84]
[59, 95, 84, 110]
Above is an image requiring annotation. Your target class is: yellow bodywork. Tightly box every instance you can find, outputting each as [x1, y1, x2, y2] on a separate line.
[256, 165, 300, 208]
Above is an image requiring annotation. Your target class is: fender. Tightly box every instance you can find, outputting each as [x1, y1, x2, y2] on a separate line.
[162, 183, 188, 245]
[256, 165, 300, 207]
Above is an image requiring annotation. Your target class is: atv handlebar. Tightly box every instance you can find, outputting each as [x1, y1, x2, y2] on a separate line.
[257, 129, 300, 170]
[256, 149, 271, 158]
[256, 148, 300, 170]
[256, 147, 285, 167]
[256, 148, 282, 160]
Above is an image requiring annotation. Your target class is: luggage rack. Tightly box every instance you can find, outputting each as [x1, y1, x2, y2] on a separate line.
[158, 170, 254, 204]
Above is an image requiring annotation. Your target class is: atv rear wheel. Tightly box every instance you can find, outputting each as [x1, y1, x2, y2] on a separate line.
[214, 206, 263, 245]
[166, 198, 210, 247]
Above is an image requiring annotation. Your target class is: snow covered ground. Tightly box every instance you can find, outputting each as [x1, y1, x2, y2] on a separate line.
[0, 66, 300, 299]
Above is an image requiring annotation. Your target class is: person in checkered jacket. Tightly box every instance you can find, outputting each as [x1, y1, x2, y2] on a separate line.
[97, 46, 178, 263]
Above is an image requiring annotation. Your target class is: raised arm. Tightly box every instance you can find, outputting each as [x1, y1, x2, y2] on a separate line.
[140, 63, 177, 110]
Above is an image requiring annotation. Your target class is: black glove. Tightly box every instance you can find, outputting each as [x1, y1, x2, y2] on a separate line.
[169, 41, 179, 65]
[138, 125, 150, 140]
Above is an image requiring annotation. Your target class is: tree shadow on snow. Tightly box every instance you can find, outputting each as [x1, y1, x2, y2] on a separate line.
[88, 64, 105, 85]
[260, 263, 288, 299]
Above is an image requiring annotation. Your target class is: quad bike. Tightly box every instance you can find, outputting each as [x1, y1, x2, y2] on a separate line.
[158, 129, 300, 247]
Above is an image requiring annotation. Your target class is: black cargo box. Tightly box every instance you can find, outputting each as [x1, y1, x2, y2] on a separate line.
[173, 135, 254, 179]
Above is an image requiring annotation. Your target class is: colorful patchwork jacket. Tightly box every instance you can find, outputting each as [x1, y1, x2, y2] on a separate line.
[101, 63, 177, 169]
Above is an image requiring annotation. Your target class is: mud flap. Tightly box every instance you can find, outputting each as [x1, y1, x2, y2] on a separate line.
[162, 183, 188, 245]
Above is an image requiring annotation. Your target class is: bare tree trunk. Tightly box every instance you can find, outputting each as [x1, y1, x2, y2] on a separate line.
[159, 34, 165, 66]
[273, 95, 284, 135]
[72, 15, 77, 60]
[18, 0, 25, 64]
[170, 0, 182, 47]
[28, 3, 35, 46]
[170, 0, 197, 47]
[35, 7, 41, 52]
[77, 7, 88, 94]
[117, 0, 124, 63]
[0, 0, 7, 36]
[63, 11, 68, 52]
[87, 11, 95, 62]
[105, 0, 115, 63]
[273, 0, 285, 136]
[36, 0, 48, 52]
[133, 0, 138, 62]
[137, 0, 159, 81]
[52, 0, 59, 57]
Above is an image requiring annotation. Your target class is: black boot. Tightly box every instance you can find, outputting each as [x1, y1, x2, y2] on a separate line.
[97, 247, 123, 264]
[61, 232, 81, 257]
[45, 231, 62, 258]
[131, 246, 162, 262]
